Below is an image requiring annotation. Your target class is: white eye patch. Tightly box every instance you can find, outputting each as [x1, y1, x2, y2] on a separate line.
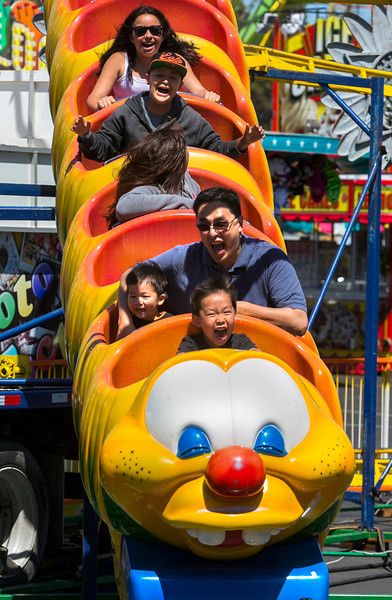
[145, 358, 310, 455]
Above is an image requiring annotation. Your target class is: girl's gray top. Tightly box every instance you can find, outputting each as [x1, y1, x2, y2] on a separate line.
[115, 171, 200, 223]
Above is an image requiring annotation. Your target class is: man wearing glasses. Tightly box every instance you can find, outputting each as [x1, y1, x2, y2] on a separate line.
[119, 187, 308, 336]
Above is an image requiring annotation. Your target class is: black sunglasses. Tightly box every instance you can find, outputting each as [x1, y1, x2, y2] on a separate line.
[132, 25, 163, 37]
[196, 217, 238, 233]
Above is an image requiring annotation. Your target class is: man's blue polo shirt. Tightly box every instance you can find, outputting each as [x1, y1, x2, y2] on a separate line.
[152, 235, 307, 315]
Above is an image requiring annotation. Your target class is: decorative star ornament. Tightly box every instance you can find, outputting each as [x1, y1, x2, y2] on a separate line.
[322, 6, 392, 168]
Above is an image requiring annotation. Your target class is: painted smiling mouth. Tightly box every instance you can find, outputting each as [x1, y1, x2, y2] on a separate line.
[186, 527, 282, 547]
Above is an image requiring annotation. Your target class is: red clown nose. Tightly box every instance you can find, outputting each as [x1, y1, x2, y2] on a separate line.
[206, 446, 266, 497]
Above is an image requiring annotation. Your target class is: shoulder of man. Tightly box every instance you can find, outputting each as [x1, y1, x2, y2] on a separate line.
[151, 240, 202, 266]
[172, 240, 203, 261]
[242, 234, 286, 258]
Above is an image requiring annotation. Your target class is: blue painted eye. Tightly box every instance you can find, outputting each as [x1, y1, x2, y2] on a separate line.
[254, 424, 287, 457]
[177, 426, 212, 459]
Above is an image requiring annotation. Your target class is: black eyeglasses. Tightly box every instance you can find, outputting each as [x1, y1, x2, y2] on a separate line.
[132, 25, 163, 37]
[196, 216, 238, 234]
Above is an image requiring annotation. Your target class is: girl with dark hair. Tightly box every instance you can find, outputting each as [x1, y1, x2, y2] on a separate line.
[106, 128, 200, 229]
[87, 5, 220, 111]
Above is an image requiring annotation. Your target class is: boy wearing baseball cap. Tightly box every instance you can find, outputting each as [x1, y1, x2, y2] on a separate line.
[72, 51, 264, 163]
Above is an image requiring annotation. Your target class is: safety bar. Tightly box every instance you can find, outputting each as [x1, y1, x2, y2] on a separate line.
[0, 307, 64, 343]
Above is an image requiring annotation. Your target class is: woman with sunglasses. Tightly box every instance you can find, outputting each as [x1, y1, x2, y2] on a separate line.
[87, 5, 220, 112]
[105, 128, 200, 229]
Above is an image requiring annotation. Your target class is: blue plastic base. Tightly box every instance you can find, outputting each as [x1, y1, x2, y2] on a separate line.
[121, 536, 328, 600]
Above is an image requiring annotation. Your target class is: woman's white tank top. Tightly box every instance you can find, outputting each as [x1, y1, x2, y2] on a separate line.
[112, 53, 149, 100]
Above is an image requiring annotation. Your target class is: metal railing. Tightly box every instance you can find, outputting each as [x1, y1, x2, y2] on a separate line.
[31, 358, 70, 379]
[325, 357, 392, 452]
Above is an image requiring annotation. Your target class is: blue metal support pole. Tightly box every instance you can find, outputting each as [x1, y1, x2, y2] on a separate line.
[361, 77, 385, 530]
[251, 68, 372, 91]
[0, 183, 56, 196]
[308, 154, 380, 330]
[0, 307, 64, 343]
[0, 378, 72, 386]
[83, 494, 98, 600]
[0, 207, 55, 221]
[321, 84, 371, 136]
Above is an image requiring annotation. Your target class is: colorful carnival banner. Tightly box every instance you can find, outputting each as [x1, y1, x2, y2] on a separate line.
[277, 7, 371, 135]
[0, 0, 45, 69]
[0, 231, 64, 360]
[281, 177, 392, 222]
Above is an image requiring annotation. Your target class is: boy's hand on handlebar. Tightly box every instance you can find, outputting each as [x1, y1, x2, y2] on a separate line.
[71, 115, 91, 136]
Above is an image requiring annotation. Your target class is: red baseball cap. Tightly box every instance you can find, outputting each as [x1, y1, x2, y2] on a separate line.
[148, 52, 187, 78]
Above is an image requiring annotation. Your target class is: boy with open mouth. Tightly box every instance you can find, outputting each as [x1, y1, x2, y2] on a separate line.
[177, 275, 257, 352]
[72, 51, 265, 163]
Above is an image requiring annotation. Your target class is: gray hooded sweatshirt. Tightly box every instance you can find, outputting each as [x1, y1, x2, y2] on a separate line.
[78, 92, 242, 163]
[115, 172, 201, 223]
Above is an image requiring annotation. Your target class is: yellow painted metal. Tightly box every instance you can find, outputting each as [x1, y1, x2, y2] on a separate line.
[245, 46, 392, 96]
[44, 2, 85, 72]
[326, 357, 392, 490]
[350, 451, 392, 490]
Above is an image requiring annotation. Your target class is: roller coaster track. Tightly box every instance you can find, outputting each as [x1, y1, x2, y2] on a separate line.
[246, 45, 392, 95]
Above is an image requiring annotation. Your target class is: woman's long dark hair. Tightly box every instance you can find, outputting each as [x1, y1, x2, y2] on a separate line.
[99, 5, 200, 77]
[106, 128, 188, 229]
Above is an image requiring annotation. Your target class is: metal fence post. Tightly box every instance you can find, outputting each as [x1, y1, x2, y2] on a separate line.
[361, 76, 384, 530]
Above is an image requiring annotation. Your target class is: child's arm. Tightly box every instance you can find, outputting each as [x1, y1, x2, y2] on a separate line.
[116, 317, 135, 341]
[71, 115, 91, 136]
[87, 53, 124, 112]
[71, 108, 126, 162]
[116, 268, 135, 341]
[191, 112, 264, 158]
[236, 124, 266, 152]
